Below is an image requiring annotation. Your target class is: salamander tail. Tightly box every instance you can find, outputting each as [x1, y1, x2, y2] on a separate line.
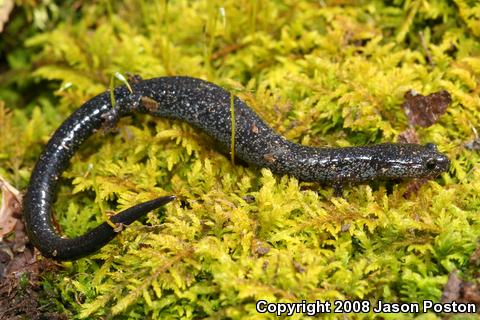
[111, 195, 177, 225]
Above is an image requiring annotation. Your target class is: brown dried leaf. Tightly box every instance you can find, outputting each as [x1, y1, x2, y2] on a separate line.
[441, 270, 480, 308]
[0, 176, 22, 239]
[441, 270, 462, 303]
[401, 89, 451, 127]
[397, 127, 420, 144]
[0, 0, 14, 33]
[463, 282, 480, 305]
[403, 178, 428, 199]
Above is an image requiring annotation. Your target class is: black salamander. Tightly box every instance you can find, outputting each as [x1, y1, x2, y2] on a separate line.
[23, 76, 450, 260]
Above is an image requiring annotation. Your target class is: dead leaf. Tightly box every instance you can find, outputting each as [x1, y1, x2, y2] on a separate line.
[441, 270, 480, 308]
[0, 176, 22, 240]
[441, 270, 462, 303]
[403, 178, 428, 199]
[397, 127, 420, 144]
[463, 282, 480, 305]
[0, 0, 14, 33]
[401, 89, 451, 127]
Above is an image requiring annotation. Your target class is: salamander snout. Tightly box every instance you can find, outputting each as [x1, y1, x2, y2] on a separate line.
[423, 144, 450, 177]
[425, 153, 450, 174]
[375, 143, 450, 180]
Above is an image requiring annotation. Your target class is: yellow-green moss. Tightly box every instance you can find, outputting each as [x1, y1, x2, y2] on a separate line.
[1, 0, 480, 319]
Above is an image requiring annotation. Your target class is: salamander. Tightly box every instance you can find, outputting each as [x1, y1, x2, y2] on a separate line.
[23, 76, 450, 260]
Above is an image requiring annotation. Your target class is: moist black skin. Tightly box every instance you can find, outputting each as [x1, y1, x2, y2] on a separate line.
[23, 76, 450, 260]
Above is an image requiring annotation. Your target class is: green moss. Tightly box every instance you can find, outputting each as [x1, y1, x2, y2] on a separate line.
[1, 0, 480, 318]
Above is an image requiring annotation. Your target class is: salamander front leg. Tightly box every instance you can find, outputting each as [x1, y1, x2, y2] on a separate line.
[333, 182, 344, 197]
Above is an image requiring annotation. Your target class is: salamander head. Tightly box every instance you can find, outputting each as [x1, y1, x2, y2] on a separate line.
[376, 143, 450, 180]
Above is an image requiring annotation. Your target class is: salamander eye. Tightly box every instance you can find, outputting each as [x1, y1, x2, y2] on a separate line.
[425, 158, 437, 171]
[425, 143, 437, 151]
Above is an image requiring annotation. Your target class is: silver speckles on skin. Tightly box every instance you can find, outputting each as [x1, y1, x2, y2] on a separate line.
[23, 76, 450, 260]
